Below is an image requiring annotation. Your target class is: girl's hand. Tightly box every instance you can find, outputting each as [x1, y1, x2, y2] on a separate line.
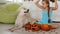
[35, 0, 40, 3]
[35, 0, 44, 9]
[37, 0, 40, 2]
[52, 0, 58, 10]
[51, 24, 59, 29]
[55, 0, 57, 2]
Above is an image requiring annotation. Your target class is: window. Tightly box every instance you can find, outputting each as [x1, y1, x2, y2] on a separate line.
[6, 0, 23, 3]
[14, 0, 23, 3]
[6, 0, 13, 2]
[6, 0, 14, 3]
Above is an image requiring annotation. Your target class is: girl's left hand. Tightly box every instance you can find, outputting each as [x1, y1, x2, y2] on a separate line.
[51, 24, 59, 29]
[55, 0, 57, 1]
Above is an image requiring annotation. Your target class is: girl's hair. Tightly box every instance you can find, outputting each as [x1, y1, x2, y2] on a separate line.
[42, 0, 50, 23]
[42, 0, 50, 16]
[42, 0, 49, 6]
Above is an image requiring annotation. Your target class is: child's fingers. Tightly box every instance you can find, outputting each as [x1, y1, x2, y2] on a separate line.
[51, 24, 59, 29]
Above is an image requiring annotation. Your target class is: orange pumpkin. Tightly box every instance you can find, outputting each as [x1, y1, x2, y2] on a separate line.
[31, 23, 41, 32]
[41, 24, 51, 31]
[24, 22, 31, 31]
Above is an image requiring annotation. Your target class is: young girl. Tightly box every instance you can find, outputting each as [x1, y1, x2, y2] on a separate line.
[35, 0, 59, 28]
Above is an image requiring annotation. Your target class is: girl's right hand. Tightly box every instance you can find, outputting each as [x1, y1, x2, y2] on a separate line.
[37, 0, 40, 2]
[36, 0, 40, 2]
[55, 0, 57, 1]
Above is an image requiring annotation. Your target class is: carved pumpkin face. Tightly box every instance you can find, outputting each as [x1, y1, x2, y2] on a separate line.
[41, 24, 51, 31]
[25, 23, 31, 31]
[31, 23, 41, 32]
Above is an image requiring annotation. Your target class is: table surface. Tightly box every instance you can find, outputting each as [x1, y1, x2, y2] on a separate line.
[0, 23, 60, 34]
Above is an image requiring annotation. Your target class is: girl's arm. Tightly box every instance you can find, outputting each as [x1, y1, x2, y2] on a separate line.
[35, 0, 44, 9]
[52, 0, 58, 10]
